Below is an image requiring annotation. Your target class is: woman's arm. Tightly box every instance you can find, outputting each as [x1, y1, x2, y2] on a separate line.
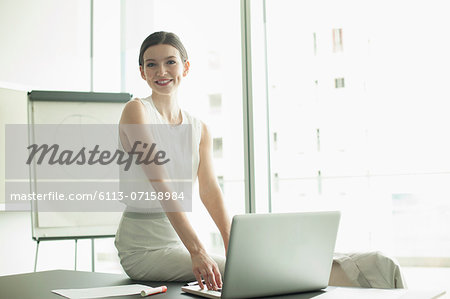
[120, 100, 222, 290]
[197, 122, 231, 253]
[164, 211, 222, 290]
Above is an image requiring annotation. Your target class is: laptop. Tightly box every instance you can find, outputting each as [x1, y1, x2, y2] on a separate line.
[182, 211, 341, 299]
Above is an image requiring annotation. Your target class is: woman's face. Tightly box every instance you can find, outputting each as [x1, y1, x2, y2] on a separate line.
[140, 44, 189, 96]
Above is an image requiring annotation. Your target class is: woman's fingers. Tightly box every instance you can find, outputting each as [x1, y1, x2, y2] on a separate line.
[200, 269, 209, 289]
[201, 268, 216, 290]
[197, 268, 219, 290]
[207, 270, 218, 290]
[194, 272, 205, 289]
[213, 265, 223, 288]
[191, 252, 222, 290]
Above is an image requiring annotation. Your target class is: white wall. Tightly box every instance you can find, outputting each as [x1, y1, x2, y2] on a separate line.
[0, 88, 28, 206]
[0, 0, 90, 91]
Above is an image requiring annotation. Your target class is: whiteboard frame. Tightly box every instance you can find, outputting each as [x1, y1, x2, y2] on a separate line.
[27, 90, 131, 241]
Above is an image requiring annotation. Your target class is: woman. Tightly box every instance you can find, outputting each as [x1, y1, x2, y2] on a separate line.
[115, 31, 230, 291]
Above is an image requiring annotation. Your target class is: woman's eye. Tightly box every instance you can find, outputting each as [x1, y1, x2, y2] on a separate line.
[167, 60, 176, 65]
[147, 63, 155, 67]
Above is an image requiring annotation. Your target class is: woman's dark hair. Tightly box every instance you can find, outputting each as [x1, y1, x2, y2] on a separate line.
[138, 31, 188, 66]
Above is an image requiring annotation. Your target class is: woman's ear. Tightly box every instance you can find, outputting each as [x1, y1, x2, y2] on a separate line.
[139, 65, 146, 80]
[183, 60, 190, 77]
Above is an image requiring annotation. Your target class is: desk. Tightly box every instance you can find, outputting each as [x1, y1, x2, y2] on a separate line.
[0, 270, 324, 299]
[0, 270, 446, 299]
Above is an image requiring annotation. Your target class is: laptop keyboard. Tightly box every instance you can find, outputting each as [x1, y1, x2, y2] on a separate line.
[196, 287, 221, 293]
[185, 281, 222, 293]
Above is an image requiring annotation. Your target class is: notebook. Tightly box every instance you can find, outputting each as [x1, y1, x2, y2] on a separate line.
[182, 211, 341, 299]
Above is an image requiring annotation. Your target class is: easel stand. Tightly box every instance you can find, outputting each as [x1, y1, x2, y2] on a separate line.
[33, 235, 114, 272]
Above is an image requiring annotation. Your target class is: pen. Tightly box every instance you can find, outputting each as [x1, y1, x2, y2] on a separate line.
[140, 286, 167, 297]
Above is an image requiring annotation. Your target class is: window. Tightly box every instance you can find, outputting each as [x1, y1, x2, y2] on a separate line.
[92, 0, 121, 92]
[208, 93, 222, 113]
[335, 77, 345, 88]
[332, 28, 343, 53]
[261, 0, 450, 264]
[213, 137, 223, 158]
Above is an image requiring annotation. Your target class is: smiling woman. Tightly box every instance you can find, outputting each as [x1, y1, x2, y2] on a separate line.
[115, 31, 231, 290]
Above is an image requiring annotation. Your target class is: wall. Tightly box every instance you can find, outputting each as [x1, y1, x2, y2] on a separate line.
[0, 0, 90, 91]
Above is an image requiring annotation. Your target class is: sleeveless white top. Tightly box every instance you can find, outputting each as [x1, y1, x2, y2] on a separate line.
[119, 96, 202, 213]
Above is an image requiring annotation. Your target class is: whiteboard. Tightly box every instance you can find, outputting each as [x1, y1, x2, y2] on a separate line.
[28, 90, 131, 240]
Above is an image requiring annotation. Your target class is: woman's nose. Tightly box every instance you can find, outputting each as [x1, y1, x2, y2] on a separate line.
[157, 65, 167, 76]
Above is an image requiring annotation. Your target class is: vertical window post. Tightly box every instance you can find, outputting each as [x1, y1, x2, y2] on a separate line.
[90, 0, 94, 92]
[241, 0, 256, 214]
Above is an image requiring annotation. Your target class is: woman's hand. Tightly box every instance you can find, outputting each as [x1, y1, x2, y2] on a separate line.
[164, 212, 221, 290]
[191, 251, 222, 291]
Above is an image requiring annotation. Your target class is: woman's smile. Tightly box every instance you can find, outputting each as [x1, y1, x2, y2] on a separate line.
[155, 79, 173, 86]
